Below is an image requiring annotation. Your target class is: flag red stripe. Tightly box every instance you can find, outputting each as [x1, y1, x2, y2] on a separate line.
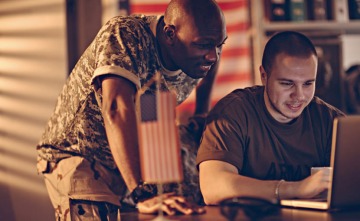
[130, 4, 166, 14]
[216, 72, 252, 84]
[226, 21, 250, 33]
[130, 1, 247, 14]
[218, 1, 248, 11]
[222, 46, 250, 58]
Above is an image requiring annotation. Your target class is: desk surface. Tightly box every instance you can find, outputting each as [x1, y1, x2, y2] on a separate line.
[120, 206, 360, 220]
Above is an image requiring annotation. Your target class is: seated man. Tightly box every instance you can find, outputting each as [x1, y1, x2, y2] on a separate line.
[196, 31, 345, 205]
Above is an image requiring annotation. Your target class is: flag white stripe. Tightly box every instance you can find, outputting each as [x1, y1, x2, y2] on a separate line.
[224, 7, 249, 24]
[219, 57, 252, 74]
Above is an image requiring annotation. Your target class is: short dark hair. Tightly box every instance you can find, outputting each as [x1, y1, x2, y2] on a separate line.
[262, 31, 317, 74]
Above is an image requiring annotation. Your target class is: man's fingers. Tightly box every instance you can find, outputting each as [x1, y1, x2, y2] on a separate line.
[137, 193, 206, 215]
[165, 201, 193, 215]
[163, 196, 188, 206]
[161, 203, 176, 216]
[195, 206, 206, 214]
[163, 197, 205, 215]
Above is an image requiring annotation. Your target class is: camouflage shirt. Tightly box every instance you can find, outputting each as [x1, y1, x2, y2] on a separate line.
[37, 15, 200, 170]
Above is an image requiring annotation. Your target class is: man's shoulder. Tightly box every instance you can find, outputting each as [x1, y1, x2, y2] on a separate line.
[312, 97, 344, 112]
[308, 96, 345, 118]
[211, 86, 263, 114]
[221, 86, 263, 103]
[105, 14, 157, 28]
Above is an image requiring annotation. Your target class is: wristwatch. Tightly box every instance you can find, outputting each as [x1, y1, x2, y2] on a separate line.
[131, 181, 157, 203]
[122, 181, 157, 207]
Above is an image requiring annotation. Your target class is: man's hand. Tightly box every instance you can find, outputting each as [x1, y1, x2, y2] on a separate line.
[137, 192, 205, 215]
[295, 170, 331, 199]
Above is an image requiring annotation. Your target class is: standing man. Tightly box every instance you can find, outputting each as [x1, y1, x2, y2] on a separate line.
[37, 0, 227, 220]
[197, 31, 344, 205]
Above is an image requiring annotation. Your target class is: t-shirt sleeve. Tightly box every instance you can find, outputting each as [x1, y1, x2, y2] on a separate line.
[196, 102, 246, 172]
[91, 16, 148, 90]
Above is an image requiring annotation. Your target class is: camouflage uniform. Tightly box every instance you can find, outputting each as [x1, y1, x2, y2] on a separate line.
[37, 15, 202, 220]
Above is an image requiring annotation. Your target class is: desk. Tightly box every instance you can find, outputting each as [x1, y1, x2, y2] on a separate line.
[120, 206, 360, 220]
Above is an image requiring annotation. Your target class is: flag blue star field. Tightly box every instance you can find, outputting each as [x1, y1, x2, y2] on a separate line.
[137, 91, 183, 183]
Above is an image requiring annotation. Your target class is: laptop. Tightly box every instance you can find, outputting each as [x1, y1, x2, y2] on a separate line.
[280, 115, 360, 211]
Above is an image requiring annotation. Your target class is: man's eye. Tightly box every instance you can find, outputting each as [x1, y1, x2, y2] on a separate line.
[304, 82, 314, 86]
[217, 42, 226, 47]
[196, 44, 213, 49]
[280, 82, 293, 86]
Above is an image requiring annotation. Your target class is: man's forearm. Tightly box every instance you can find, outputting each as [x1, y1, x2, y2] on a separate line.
[200, 170, 280, 204]
[100, 76, 143, 192]
[199, 161, 330, 205]
[199, 160, 298, 205]
[104, 108, 141, 192]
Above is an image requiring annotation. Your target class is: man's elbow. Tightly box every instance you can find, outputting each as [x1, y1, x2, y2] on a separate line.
[102, 99, 134, 125]
[200, 176, 224, 205]
[199, 160, 239, 205]
[102, 106, 118, 125]
[202, 192, 220, 205]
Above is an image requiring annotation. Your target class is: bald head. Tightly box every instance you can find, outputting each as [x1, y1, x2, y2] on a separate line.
[164, 0, 224, 28]
[158, 0, 227, 79]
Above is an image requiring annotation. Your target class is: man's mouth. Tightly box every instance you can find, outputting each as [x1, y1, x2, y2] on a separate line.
[286, 102, 302, 111]
[199, 64, 212, 72]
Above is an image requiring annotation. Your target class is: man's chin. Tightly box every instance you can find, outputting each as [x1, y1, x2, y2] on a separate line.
[283, 112, 302, 122]
[187, 71, 208, 79]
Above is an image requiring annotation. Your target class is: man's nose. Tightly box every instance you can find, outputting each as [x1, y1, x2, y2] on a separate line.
[205, 47, 220, 63]
[292, 86, 305, 100]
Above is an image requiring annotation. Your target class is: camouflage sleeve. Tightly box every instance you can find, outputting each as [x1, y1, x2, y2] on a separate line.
[91, 16, 148, 90]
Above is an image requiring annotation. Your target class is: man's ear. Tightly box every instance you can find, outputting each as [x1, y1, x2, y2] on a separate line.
[259, 65, 267, 85]
[163, 24, 176, 43]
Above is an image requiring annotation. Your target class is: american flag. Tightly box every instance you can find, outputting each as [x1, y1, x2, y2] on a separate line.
[128, 0, 252, 121]
[137, 89, 183, 183]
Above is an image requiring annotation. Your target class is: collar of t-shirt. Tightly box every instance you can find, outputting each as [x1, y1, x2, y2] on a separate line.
[150, 15, 183, 78]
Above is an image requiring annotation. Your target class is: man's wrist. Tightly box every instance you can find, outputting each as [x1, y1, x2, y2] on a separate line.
[122, 181, 157, 207]
[130, 181, 157, 203]
[275, 179, 285, 201]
